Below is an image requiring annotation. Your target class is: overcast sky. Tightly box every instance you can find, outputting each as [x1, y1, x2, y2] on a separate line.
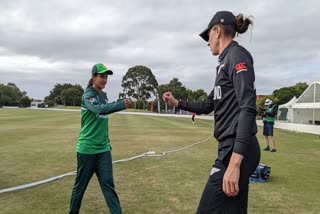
[0, 0, 319, 101]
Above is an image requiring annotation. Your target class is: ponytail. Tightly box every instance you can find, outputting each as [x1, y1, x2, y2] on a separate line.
[235, 14, 253, 34]
[86, 78, 93, 89]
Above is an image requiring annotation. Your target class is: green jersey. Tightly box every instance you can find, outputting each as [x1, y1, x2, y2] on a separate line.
[77, 87, 125, 154]
[263, 104, 276, 123]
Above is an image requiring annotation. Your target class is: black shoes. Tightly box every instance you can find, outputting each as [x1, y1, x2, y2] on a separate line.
[263, 146, 277, 152]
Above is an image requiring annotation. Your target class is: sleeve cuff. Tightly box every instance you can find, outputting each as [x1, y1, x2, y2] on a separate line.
[232, 141, 247, 156]
[178, 100, 186, 109]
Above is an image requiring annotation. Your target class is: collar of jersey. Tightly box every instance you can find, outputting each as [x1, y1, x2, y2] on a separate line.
[218, 41, 238, 62]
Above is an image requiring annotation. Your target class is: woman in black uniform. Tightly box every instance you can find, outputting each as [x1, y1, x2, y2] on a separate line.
[163, 11, 260, 213]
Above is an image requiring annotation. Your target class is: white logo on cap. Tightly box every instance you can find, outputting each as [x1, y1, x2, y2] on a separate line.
[221, 18, 224, 23]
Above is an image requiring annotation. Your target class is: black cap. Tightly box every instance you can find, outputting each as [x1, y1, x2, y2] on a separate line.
[199, 11, 236, 42]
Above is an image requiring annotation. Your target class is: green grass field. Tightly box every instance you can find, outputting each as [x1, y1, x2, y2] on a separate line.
[0, 108, 320, 214]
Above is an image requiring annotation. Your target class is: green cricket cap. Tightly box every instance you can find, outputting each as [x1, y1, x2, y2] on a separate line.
[92, 63, 113, 75]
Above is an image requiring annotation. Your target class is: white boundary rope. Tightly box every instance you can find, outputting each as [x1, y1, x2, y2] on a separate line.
[0, 134, 213, 194]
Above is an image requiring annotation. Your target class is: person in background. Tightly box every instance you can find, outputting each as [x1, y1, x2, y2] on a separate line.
[163, 10, 260, 213]
[192, 112, 196, 124]
[262, 98, 277, 152]
[69, 63, 130, 214]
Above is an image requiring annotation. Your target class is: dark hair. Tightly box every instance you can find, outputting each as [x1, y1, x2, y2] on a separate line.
[86, 74, 97, 89]
[220, 14, 253, 38]
[235, 14, 253, 34]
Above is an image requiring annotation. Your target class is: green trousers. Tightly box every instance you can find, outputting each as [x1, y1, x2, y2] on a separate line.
[69, 151, 122, 214]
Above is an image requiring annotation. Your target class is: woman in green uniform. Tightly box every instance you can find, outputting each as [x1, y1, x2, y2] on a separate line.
[69, 63, 130, 214]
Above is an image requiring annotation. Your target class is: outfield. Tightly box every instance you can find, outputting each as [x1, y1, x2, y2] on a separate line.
[0, 108, 319, 214]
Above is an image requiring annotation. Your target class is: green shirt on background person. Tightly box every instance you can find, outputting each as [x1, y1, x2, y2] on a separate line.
[262, 104, 277, 123]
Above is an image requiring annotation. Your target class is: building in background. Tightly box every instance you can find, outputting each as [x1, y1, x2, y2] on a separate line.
[30, 100, 47, 108]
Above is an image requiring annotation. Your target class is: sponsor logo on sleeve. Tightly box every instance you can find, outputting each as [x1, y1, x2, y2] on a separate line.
[89, 97, 96, 104]
[235, 62, 248, 73]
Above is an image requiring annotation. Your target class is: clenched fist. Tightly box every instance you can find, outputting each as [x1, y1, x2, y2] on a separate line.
[124, 99, 131, 108]
[162, 91, 179, 107]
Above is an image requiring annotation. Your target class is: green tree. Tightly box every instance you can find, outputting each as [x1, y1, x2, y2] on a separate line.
[120, 65, 158, 109]
[0, 84, 4, 107]
[61, 87, 83, 106]
[272, 82, 308, 105]
[45, 83, 83, 106]
[0, 83, 25, 106]
[189, 89, 208, 101]
[45, 83, 67, 106]
[20, 96, 32, 108]
[157, 78, 189, 113]
[292, 82, 308, 98]
[165, 78, 188, 100]
[272, 87, 294, 105]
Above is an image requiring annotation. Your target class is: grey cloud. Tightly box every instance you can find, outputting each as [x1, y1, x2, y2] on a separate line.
[0, 0, 319, 101]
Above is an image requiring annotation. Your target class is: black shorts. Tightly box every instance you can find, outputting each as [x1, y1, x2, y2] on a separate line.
[196, 136, 260, 214]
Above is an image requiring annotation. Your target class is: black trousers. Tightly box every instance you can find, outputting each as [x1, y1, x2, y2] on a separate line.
[197, 136, 260, 214]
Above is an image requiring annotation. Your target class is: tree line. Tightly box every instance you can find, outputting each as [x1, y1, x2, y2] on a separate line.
[0, 65, 309, 110]
[0, 83, 32, 107]
[118, 65, 208, 111]
[256, 82, 309, 110]
[44, 84, 84, 107]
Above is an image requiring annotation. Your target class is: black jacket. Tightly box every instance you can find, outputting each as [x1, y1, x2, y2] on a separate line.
[179, 41, 257, 156]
